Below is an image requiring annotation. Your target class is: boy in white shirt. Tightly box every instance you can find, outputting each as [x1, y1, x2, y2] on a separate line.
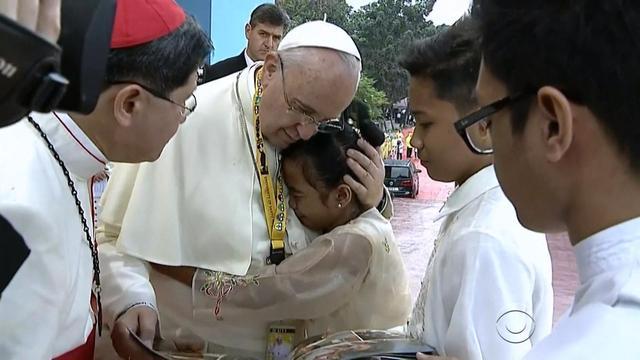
[466, 1, 640, 358]
[400, 17, 554, 360]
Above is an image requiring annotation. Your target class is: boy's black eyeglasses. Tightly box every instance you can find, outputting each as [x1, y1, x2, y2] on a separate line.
[454, 92, 532, 154]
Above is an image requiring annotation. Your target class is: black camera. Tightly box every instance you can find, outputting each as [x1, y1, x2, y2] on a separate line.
[0, 0, 116, 128]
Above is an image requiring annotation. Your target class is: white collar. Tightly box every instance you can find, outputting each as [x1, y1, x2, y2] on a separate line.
[244, 49, 255, 67]
[31, 112, 107, 180]
[236, 62, 261, 126]
[435, 165, 500, 221]
[574, 216, 640, 284]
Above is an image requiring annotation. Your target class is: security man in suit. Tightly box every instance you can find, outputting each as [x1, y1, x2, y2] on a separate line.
[202, 4, 289, 83]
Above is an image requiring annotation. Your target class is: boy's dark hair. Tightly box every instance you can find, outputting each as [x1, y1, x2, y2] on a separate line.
[476, 0, 640, 171]
[399, 16, 481, 112]
[250, 4, 290, 30]
[282, 120, 384, 200]
[105, 16, 212, 97]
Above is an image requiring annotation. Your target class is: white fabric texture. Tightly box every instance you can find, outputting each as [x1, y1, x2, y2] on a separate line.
[408, 166, 554, 360]
[0, 112, 106, 358]
[192, 209, 411, 337]
[244, 48, 255, 67]
[525, 217, 640, 359]
[96, 65, 312, 354]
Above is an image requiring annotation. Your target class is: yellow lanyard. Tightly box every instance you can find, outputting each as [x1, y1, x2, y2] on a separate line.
[253, 69, 287, 264]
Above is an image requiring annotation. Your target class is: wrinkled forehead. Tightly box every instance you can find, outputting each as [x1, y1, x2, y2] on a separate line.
[292, 73, 358, 118]
[285, 51, 359, 98]
[250, 22, 284, 36]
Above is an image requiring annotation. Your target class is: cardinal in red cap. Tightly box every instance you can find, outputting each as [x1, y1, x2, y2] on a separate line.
[0, 0, 211, 359]
[111, 0, 186, 49]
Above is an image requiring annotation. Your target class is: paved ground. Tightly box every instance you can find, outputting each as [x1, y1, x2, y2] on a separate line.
[390, 159, 579, 323]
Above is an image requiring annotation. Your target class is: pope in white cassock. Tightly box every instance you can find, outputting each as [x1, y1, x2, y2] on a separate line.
[0, 0, 211, 359]
[96, 21, 393, 358]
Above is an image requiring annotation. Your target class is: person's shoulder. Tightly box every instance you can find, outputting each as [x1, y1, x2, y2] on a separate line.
[195, 72, 236, 97]
[441, 223, 551, 283]
[0, 118, 66, 249]
[1, 201, 59, 252]
[0, 117, 37, 148]
[213, 52, 245, 67]
[460, 183, 511, 218]
[0, 118, 56, 188]
[443, 197, 539, 257]
[335, 209, 392, 242]
[0, 115, 70, 213]
[191, 72, 240, 118]
[459, 186, 544, 241]
[203, 53, 247, 82]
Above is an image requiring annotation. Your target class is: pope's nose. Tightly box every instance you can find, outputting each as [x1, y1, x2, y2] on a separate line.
[297, 123, 318, 140]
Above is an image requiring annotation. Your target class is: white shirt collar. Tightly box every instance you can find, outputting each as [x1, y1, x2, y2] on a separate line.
[574, 216, 640, 284]
[31, 112, 107, 180]
[244, 49, 255, 66]
[435, 165, 500, 221]
[239, 63, 261, 123]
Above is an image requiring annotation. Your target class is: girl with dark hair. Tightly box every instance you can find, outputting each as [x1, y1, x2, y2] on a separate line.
[281, 121, 384, 234]
[193, 121, 411, 346]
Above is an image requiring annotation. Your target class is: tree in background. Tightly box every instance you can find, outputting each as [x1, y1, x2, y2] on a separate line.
[351, 0, 440, 102]
[277, 0, 353, 31]
[356, 75, 389, 121]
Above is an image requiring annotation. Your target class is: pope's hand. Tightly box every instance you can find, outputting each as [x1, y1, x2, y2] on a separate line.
[111, 306, 157, 360]
[344, 138, 385, 209]
[0, 0, 61, 42]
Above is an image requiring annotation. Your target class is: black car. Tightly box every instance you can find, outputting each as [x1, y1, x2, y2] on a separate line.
[384, 159, 421, 198]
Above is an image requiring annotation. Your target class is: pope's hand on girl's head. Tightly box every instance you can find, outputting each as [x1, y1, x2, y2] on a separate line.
[343, 139, 385, 209]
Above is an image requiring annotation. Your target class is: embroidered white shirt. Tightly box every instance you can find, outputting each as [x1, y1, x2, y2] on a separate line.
[408, 165, 554, 360]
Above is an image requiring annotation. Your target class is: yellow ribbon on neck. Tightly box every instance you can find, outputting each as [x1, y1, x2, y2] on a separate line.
[253, 68, 287, 263]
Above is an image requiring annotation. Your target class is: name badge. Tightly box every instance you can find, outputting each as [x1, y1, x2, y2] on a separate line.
[266, 324, 297, 360]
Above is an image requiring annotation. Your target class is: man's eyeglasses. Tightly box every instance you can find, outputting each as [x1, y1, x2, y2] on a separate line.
[278, 56, 344, 133]
[454, 92, 532, 155]
[110, 81, 197, 117]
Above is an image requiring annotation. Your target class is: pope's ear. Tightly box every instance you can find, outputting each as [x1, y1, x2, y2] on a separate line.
[261, 52, 281, 87]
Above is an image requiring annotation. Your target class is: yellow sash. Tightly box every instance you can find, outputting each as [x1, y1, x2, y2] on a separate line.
[253, 68, 287, 264]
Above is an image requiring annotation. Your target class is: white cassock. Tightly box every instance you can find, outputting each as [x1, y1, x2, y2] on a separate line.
[408, 165, 554, 360]
[0, 112, 107, 358]
[524, 217, 640, 359]
[96, 64, 316, 356]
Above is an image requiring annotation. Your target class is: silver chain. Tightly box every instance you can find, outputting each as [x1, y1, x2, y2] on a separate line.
[28, 116, 103, 336]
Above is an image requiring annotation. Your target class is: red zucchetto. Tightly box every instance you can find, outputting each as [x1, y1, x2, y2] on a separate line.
[110, 0, 186, 49]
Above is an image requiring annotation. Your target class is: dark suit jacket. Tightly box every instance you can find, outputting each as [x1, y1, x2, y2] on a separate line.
[201, 51, 248, 84]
